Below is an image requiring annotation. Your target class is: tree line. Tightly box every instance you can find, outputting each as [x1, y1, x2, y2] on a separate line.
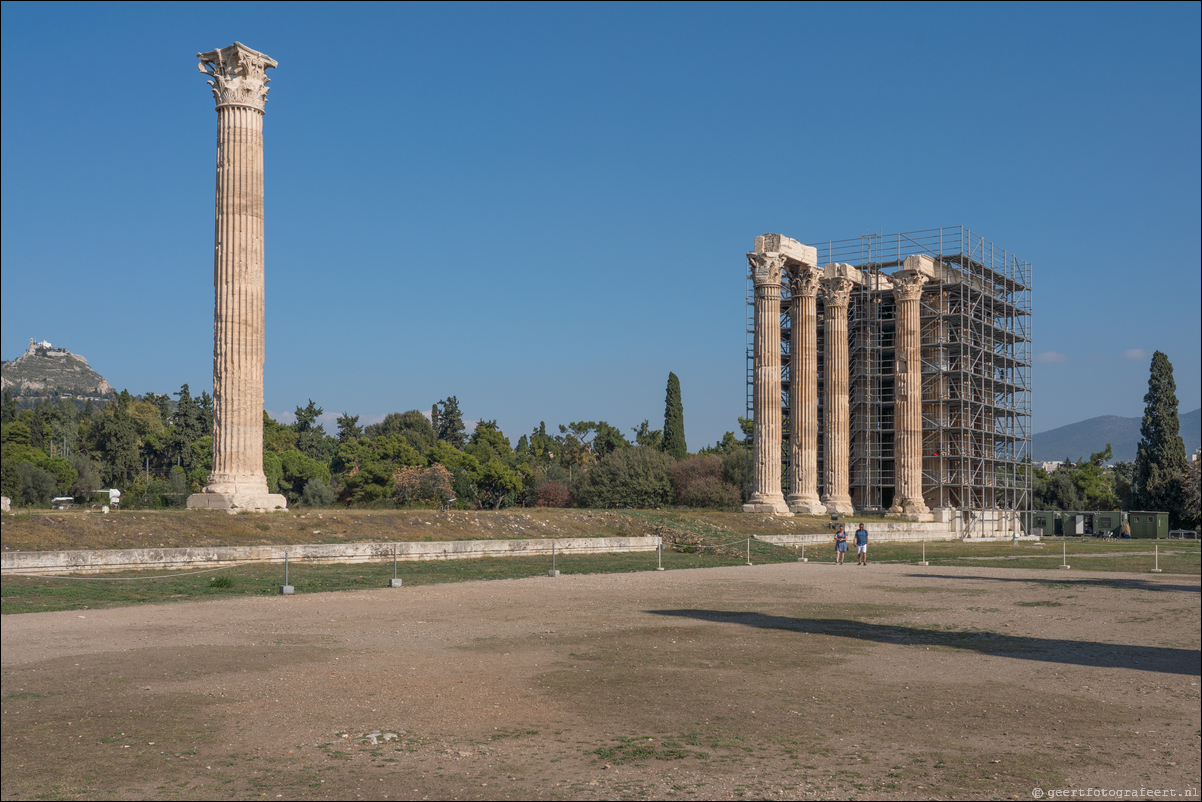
[1031, 351, 1199, 528]
[1, 371, 752, 512]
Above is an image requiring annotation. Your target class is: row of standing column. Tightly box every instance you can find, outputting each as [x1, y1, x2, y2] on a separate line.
[744, 245, 932, 518]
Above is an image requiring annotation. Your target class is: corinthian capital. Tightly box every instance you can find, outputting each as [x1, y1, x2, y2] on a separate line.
[748, 252, 788, 287]
[892, 271, 928, 302]
[198, 42, 278, 112]
[820, 277, 855, 308]
[790, 265, 823, 298]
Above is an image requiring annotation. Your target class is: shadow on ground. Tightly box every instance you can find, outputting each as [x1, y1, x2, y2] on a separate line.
[647, 609, 1201, 675]
[905, 573, 1201, 594]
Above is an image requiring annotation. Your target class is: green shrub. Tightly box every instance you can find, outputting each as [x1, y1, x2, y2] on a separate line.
[573, 447, 675, 509]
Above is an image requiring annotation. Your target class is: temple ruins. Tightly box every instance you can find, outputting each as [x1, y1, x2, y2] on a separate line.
[187, 42, 286, 513]
[744, 227, 1032, 537]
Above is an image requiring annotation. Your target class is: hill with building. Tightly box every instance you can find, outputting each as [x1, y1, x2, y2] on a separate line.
[1033, 408, 1201, 463]
[0, 339, 115, 405]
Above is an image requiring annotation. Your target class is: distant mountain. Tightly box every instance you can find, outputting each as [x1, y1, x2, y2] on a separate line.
[1034, 408, 1201, 463]
[1, 339, 114, 404]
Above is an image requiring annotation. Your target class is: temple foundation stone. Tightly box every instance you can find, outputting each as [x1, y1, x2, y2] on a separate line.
[820, 264, 859, 515]
[887, 254, 935, 521]
[188, 42, 286, 513]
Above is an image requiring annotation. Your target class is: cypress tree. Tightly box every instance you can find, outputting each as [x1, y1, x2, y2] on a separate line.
[437, 396, 467, 449]
[1133, 351, 1189, 522]
[662, 372, 687, 460]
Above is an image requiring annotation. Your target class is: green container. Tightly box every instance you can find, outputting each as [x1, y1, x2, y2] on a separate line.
[1027, 511, 1057, 538]
[1060, 511, 1123, 536]
[1128, 511, 1169, 539]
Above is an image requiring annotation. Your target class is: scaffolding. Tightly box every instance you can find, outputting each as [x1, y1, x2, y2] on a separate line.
[746, 226, 1032, 533]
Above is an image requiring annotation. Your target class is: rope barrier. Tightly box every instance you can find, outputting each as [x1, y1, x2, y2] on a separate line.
[663, 535, 755, 550]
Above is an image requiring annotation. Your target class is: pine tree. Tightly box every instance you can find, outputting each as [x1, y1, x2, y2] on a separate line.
[437, 396, 467, 449]
[336, 413, 362, 443]
[3, 389, 19, 424]
[662, 372, 687, 460]
[1133, 351, 1189, 523]
[171, 384, 204, 469]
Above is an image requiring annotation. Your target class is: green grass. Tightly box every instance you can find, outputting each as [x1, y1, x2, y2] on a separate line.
[839, 538, 1201, 572]
[0, 541, 797, 615]
[3, 524, 1196, 616]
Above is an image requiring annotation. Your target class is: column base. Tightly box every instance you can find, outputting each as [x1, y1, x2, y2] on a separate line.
[823, 498, 855, 516]
[786, 495, 827, 515]
[187, 493, 287, 513]
[742, 495, 793, 515]
[885, 502, 933, 522]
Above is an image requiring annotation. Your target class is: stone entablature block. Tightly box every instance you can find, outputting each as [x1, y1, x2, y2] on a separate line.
[755, 233, 818, 267]
[902, 253, 938, 279]
[823, 262, 864, 285]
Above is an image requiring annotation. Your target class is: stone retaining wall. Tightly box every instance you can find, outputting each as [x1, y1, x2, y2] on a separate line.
[756, 524, 1039, 547]
[0, 536, 662, 576]
[755, 527, 958, 547]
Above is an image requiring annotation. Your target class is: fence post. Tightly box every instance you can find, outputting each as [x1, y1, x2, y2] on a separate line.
[280, 550, 295, 594]
[390, 543, 403, 587]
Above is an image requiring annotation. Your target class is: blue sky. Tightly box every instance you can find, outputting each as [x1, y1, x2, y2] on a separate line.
[2, 2, 1199, 445]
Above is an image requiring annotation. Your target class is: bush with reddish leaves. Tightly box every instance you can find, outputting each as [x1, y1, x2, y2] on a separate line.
[534, 480, 572, 507]
[671, 454, 742, 508]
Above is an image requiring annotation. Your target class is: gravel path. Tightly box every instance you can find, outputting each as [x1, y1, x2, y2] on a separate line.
[3, 561, 1199, 800]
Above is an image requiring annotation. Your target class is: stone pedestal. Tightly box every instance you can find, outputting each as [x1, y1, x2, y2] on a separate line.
[187, 493, 287, 512]
[886, 256, 933, 521]
[743, 251, 791, 515]
[820, 269, 856, 516]
[188, 42, 285, 514]
[786, 266, 826, 514]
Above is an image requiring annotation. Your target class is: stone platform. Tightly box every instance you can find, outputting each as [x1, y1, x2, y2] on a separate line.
[0, 536, 662, 575]
[186, 493, 287, 513]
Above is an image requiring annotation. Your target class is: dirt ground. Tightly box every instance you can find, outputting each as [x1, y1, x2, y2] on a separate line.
[2, 562, 1199, 800]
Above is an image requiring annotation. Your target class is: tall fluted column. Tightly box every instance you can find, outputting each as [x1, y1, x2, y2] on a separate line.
[787, 266, 825, 514]
[820, 271, 855, 515]
[743, 252, 791, 515]
[887, 258, 933, 521]
[188, 42, 286, 513]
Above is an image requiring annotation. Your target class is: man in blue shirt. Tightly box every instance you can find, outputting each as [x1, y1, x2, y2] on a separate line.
[854, 523, 869, 566]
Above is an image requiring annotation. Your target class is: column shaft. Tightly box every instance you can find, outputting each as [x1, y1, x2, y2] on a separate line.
[888, 271, 932, 520]
[189, 42, 285, 512]
[207, 105, 267, 493]
[744, 253, 791, 515]
[821, 278, 855, 515]
[787, 269, 824, 513]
